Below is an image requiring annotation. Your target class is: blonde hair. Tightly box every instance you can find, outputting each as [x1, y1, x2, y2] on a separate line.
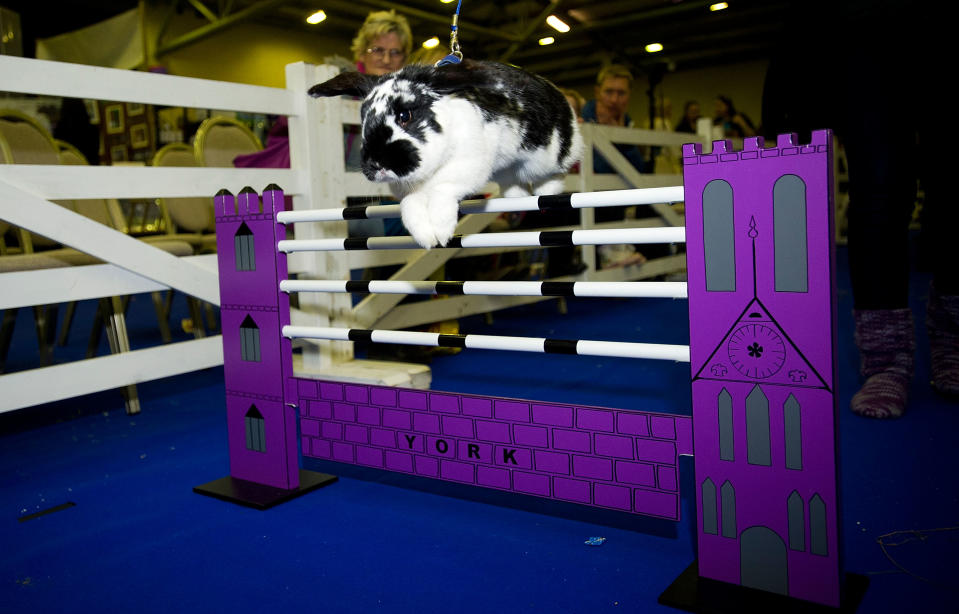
[407, 44, 450, 66]
[596, 64, 634, 86]
[351, 10, 413, 62]
[558, 88, 585, 116]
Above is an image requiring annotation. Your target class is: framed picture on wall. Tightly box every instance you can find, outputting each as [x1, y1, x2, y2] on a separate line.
[105, 104, 124, 134]
[110, 144, 128, 162]
[130, 124, 149, 148]
[84, 99, 100, 124]
[127, 102, 144, 116]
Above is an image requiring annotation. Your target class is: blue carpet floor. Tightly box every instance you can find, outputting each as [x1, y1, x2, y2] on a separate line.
[2, 245, 957, 614]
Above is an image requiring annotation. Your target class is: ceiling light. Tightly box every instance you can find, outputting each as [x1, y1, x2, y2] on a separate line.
[645, 43, 663, 53]
[306, 10, 326, 24]
[539, 37, 555, 46]
[710, 2, 729, 11]
[441, 0, 456, 3]
[546, 15, 570, 33]
[423, 37, 440, 49]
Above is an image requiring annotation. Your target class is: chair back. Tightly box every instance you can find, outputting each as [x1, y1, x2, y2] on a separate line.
[152, 142, 214, 233]
[193, 116, 262, 168]
[0, 110, 71, 250]
[55, 139, 128, 232]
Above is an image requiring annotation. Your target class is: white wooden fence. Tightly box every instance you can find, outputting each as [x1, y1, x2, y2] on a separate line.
[0, 55, 707, 414]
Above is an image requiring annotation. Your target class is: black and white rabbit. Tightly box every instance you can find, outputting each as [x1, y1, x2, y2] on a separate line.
[308, 60, 583, 248]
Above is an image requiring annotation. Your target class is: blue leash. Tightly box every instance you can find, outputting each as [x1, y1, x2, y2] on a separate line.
[436, 0, 464, 66]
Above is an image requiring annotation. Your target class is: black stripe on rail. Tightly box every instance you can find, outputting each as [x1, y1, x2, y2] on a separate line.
[437, 334, 468, 348]
[342, 207, 370, 220]
[435, 282, 466, 295]
[344, 238, 370, 250]
[345, 281, 371, 293]
[544, 339, 580, 354]
[540, 281, 576, 296]
[347, 329, 374, 343]
[537, 194, 573, 210]
[539, 231, 575, 247]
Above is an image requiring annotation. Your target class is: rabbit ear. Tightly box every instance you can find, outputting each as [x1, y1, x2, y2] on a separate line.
[308, 72, 377, 98]
[429, 60, 483, 95]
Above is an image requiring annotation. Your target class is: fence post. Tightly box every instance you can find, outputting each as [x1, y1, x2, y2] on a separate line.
[285, 61, 353, 372]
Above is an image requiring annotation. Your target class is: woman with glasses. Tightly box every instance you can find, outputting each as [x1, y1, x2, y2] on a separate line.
[351, 10, 411, 77]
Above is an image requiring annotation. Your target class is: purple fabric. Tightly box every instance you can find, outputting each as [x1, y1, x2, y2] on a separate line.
[234, 117, 290, 169]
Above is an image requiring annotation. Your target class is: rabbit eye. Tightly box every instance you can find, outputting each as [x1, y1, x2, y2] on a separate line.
[396, 109, 412, 126]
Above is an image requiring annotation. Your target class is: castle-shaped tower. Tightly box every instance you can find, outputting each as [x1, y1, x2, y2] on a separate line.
[683, 132, 841, 608]
[204, 187, 300, 491]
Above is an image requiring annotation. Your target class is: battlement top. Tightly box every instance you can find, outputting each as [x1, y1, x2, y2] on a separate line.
[214, 185, 286, 218]
[682, 129, 832, 165]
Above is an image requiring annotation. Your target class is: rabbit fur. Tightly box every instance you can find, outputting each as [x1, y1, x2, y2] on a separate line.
[308, 60, 583, 248]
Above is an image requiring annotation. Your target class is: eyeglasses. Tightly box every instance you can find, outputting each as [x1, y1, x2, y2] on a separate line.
[366, 46, 405, 60]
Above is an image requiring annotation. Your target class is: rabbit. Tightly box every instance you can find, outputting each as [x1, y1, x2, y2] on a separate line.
[308, 60, 583, 249]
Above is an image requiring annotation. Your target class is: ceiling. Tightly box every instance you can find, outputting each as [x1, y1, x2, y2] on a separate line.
[5, 0, 798, 86]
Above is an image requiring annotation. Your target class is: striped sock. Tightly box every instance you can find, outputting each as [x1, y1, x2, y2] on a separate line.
[927, 283, 959, 398]
[851, 309, 914, 419]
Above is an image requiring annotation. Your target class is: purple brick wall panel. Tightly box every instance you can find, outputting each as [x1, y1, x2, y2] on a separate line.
[357, 405, 380, 426]
[595, 434, 635, 459]
[553, 429, 590, 453]
[442, 416, 474, 438]
[430, 394, 460, 414]
[385, 450, 413, 472]
[635, 489, 678, 518]
[296, 381, 690, 519]
[476, 420, 511, 443]
[532, 404, 573, 427]
[650, 416, 676, 439]
[297, 379, 317, 399]
[685, 133, 842, 607]
[616, 461, 656, 487]
[513, 424, 548, 447]
[618, 413, 649, 436]
[301, 419, 320, 437]
[553, 477, 591, 504]
[413, 413, 440, 434]
[494, 400, 530, 422]
[577, 408, 614, 432]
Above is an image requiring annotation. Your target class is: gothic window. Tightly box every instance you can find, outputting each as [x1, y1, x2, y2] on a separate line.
[788, 491, 805, 551]
[718, 388, 734, 461]
[245, 406, 266, 453]
[702, 478, 718, 535]
[240, 315, 261, 362]
[774, 174, 808, 292]
[235, 222, 255, 271]
[810, 494, 828, 556]
[784, 395, 803, 470]
[702, 179, 736, 292]
[746, 386, 771, 466]
[721, 480, 737, 538]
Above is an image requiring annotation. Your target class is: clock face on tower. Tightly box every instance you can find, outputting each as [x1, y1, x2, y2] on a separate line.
[727, 323, 786, 379]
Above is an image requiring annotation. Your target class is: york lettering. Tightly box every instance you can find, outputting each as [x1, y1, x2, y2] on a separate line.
[502, 448, 517, 465]
[468, 444, 480, 459]
[435, 439, 449, 454]
[404, 434, 416, 449]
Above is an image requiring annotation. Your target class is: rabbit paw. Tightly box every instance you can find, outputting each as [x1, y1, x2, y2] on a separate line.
[428, 194, 460, 247]
[401, 193, 438, 248]
[532, 177, 564, 196]
[502, 184, 532, 198]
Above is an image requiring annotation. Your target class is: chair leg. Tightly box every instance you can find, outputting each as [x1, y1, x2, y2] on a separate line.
[87, 301, 105, 358]
[186, 297, 206, 338]
[58, 301, 78, 346]
[150, 291, 173, 343]
[0, 308, 18, 373]
[102, 296, 141, 415]
[204, 302, 219, 333]
[32, 305, 58, 366]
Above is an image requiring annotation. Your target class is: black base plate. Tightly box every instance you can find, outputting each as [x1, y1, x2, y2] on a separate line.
[193, 469, 338, 510]
[659, 561, 869, 613]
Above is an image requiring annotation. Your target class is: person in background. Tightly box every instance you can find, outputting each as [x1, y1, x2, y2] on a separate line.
[713, 95, 755, 138]
[558, 88, 586, 122]
[674, 100, 701, 134]
[351, 9, 411, 77]
[580, 65, 649, 174]
[407, 43, 450, 66]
